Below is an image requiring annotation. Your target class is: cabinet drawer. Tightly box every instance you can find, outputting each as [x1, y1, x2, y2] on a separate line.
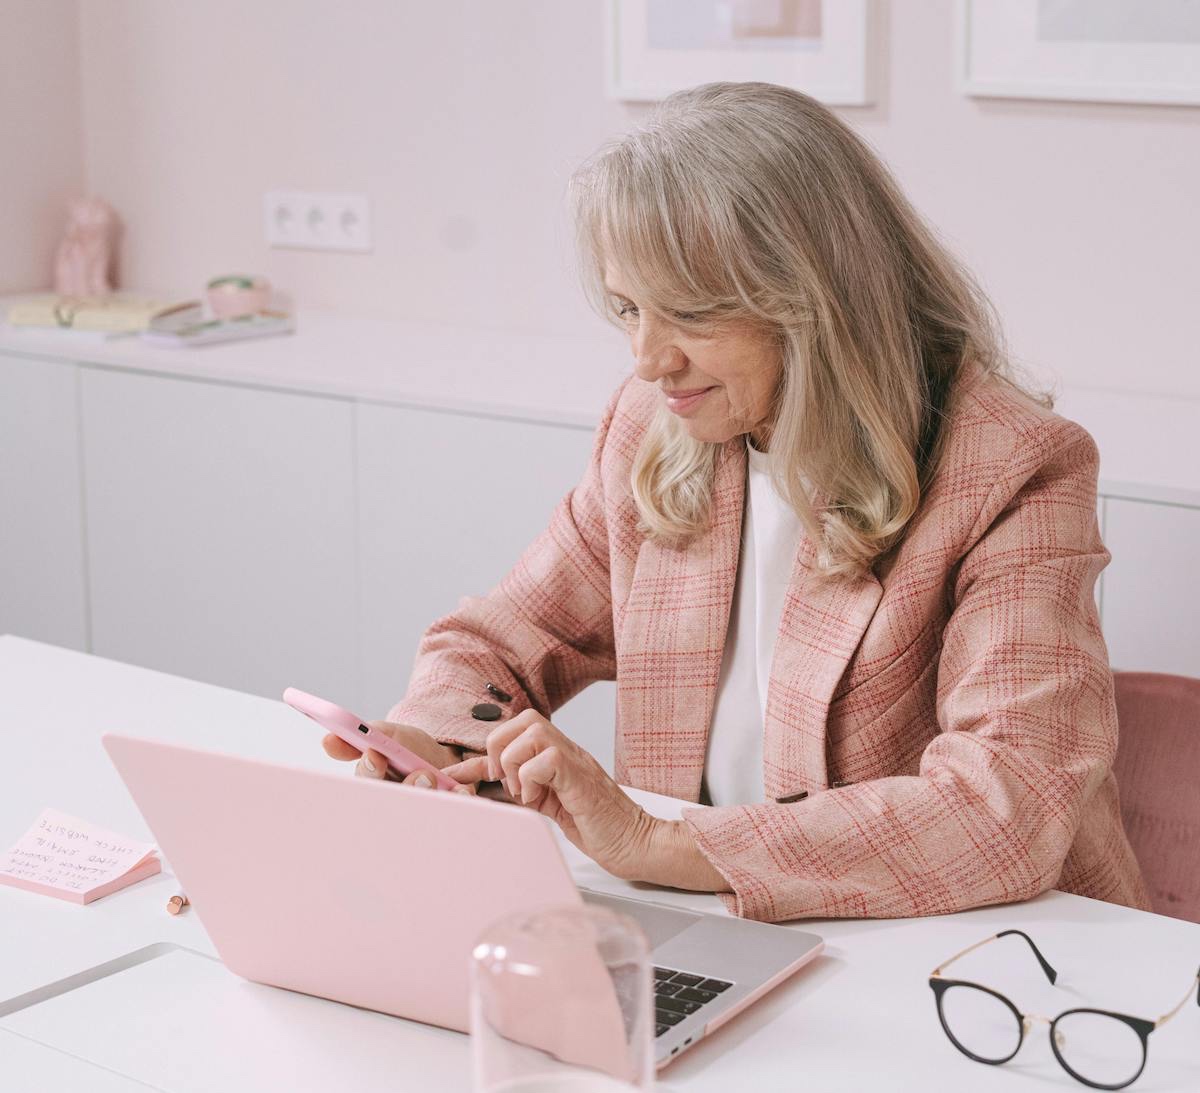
[81, 368, 357, 701]
[0, 352, 87, 650]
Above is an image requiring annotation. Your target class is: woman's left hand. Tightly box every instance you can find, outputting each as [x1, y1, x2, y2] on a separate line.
[443, 709, 728, 892]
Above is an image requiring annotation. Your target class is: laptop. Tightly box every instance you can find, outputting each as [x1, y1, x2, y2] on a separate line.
[101, 733, 823, 1068]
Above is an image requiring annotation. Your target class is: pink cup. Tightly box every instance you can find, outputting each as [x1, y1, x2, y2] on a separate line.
[207, 276, 271, 318]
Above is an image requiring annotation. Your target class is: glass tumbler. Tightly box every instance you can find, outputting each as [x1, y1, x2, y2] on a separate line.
[470, 903, 655, 1092]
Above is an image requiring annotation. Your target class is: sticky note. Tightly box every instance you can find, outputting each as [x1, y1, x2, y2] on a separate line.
[0, 808, 161, 905]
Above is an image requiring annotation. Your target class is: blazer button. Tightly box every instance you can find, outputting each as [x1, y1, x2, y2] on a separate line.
[776, 790, 809, 804]
[471, 702, 503, 721]
[485, 682, 513, 703]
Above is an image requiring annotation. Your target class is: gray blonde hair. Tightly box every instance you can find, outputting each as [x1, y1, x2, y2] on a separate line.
[568, 81, 1044, 577]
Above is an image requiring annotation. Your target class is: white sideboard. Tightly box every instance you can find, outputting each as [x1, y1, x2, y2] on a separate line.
[0, 351, 88, 651]
[1, 301, 1197, 770]
[1053, 386, 1200, 678]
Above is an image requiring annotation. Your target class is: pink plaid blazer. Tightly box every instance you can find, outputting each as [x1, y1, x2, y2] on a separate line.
[389, 368, 1150, 922]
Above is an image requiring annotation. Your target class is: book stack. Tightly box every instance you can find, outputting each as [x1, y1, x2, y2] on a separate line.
[141, 307, 297, 347]
[4, 293, 297, 347]
[5, 293, 201, 340]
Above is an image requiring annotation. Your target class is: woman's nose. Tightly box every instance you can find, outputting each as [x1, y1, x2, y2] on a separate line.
[631, 321, 686, 383]
[634, 352, 686, 385]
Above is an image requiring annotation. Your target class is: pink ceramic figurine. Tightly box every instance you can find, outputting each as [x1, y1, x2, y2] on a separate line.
[54, 197, 121, 297]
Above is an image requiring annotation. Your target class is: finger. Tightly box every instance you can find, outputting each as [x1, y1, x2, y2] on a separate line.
[484, 712, 541, 781]
[322, 733, 362, 762]
[499, 724, 556, 800]
[400, 768, 437, 790]
[354, 749, 387, 779]
[397, 767, 473, 794]
[514, 746, 562, 808]
[500, 718, 569, 798]
[443, 755, 491, 784]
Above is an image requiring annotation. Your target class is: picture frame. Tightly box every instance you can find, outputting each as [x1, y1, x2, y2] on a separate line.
[956, 0, 1200, 106]
[604, 0, 873, 105]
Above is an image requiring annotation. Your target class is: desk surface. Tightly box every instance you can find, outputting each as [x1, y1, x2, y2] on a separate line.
[1, 634, 1196, 1092]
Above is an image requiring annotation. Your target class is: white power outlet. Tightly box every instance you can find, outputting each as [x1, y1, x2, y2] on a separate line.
[264, 191, 372, 253]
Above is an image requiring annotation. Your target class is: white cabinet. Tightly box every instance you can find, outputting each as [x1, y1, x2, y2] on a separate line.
[0, 352, 87, 651]
[80, 368, 359, 703]
[1101, 497, 1200, 677]
[356, 402, 616, 768]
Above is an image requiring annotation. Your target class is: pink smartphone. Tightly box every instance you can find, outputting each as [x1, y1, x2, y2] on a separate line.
[282, 687, 462, 792]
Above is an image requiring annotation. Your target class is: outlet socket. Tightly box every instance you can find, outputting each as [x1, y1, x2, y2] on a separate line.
[264, 191, 372, 253]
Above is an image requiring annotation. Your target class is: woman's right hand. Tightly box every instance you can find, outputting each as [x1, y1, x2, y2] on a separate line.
[322, 720, 475, 793]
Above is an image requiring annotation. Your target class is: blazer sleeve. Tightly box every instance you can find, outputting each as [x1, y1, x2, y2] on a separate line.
[384, 378, 629, 753]
[682, 420, 1119, 922]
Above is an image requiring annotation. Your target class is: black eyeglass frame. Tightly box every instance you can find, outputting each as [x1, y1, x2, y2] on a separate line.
[928, 929, 1199, 1091]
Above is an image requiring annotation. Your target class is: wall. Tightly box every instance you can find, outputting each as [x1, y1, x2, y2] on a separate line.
[0, 0, 85, 294]
[16, 0, 1194, 400]
[857, 5, 1200, 403]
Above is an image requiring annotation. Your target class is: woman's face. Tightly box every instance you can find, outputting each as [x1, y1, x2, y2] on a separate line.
[604, 267, 783, 448]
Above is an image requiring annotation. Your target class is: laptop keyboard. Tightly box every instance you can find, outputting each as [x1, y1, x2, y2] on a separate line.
[653, 965, 733, 1037]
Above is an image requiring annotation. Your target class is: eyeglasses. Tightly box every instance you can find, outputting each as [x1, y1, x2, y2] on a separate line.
[929, 930, 1198, 1090]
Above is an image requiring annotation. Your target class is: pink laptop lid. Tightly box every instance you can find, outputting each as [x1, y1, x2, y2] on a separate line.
[101, 733, 583, 1032]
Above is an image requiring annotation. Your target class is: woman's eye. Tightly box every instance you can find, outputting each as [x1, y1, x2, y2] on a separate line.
[611, 300, 703, 328]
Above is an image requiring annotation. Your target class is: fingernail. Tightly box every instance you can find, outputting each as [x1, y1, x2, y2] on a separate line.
[454, 785, 471, 794]
[415, 773, 433, 789]
[362, 754, 376, 773]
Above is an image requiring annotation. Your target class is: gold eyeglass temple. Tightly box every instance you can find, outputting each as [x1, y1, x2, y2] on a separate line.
[1155, 969, 1200, 1029]
[930, 932, 1001, 978]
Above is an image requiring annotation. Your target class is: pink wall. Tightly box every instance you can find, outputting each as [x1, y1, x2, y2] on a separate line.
[0, 0, 84, 295]
[11, 1, 1200, 398]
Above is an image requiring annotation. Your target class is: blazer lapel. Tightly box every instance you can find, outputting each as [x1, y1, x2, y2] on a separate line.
[614, 436, 746, 801]
[613, 436, 883, 805]
[761, 535, 883, 801]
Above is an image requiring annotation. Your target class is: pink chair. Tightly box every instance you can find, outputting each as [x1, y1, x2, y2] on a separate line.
[1112, 671, 1200, 923]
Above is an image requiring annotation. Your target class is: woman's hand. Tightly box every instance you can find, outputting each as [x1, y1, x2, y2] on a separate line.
[443, 709, 728, 891]
[322, 721, 475, 793]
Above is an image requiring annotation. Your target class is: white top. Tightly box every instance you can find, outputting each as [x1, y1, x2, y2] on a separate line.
[702, 436, 806, 806]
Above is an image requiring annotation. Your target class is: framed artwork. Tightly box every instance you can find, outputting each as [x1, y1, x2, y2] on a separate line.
[957, 0, 1200, 105]
[604, 0, 873, 104]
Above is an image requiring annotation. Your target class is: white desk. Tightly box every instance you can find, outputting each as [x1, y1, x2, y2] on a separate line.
[1, 635, 1196, 1092]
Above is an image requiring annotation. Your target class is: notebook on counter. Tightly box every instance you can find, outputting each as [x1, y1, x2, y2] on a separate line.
[139, 309, 297, 347]
[5, 294, 199, 338]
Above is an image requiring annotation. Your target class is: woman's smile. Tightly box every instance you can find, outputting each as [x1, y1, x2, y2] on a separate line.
[665, 385, 717, 415]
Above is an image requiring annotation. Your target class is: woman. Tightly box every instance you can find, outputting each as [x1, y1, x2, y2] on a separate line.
[324, 82, 1148, 922]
